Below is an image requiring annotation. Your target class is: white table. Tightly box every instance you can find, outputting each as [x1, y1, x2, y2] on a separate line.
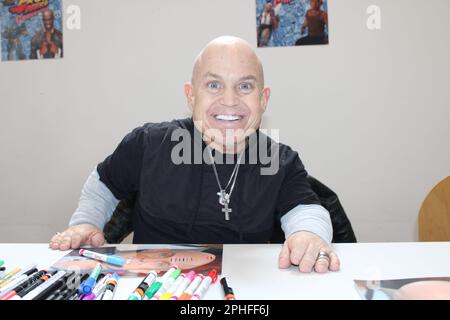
[1, 242, 449, 300]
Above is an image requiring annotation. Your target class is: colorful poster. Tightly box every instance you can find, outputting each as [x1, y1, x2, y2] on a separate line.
[0, 0, 63, 61]
[256, 0, 329, 48]
[50, 244, 223, 278]
[354, 277, 450, 300]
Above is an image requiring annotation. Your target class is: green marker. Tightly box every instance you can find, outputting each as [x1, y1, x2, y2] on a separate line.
[144, 265, 178, 300]
[0, 260, 4, 268]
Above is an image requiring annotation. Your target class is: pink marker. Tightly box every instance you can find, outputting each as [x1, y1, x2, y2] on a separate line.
[170, 271, 196, 300]
[191, 269, 218, 300]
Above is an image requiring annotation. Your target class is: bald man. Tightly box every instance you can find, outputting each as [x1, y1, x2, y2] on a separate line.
[30, 10, 63, 59]
[50, 36, 340, 273]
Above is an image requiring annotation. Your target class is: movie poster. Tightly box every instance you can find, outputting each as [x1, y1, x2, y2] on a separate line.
[51, 244, 223, 278]
[256, 0, 329, 48]
[0, 0, 63, 61]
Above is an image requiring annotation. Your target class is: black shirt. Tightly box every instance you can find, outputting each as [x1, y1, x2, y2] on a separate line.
[97, 118, 320, 244]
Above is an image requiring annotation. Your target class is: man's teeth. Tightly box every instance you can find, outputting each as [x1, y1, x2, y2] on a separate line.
[215, 115, 242, 121]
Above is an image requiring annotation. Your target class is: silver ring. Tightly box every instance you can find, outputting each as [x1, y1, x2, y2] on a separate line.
[316, 251, 330, 262]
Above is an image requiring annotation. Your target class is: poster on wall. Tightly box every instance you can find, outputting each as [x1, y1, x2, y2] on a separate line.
[256, 0, 329, 48]
[0, 0, 63, 61]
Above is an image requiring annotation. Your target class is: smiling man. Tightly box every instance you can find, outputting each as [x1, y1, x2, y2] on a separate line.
[49, 36, 340, 273]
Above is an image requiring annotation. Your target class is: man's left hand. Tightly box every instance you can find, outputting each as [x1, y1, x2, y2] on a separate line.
[278, 231, 340, 273]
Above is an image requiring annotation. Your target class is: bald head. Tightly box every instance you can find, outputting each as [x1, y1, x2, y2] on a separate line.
[185, 36, 271, 153]
[191, 36, 265, 89]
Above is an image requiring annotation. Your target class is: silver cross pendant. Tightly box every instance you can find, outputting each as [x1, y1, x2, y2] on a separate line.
[217, 190, 231, 220]
[222, 202, 232, 221]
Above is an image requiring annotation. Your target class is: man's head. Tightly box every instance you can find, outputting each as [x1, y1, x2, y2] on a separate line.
[185, 36, 271, 153]
[42, 10, 54, 31]
[310, 0, 322, 10]
[264, 3, 273, 12]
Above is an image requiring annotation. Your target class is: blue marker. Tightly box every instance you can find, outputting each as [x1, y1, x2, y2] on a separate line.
[79, 263, 102, 295]
[79, 249, 126, 267]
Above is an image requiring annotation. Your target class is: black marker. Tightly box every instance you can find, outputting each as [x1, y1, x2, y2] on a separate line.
[14, 270, 57, 299]
[33, 272, 76, 300]
[53, 274, 89, 300]
[220, 276, 236, 300]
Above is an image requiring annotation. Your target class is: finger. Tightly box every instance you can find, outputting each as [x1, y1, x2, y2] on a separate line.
[49, 232, 63, 250]
[278, 241, 291, 269]
[299, 244, 319, 273]
[90, 232, 105, 247]
[59, 232, 75, 251]
[70, 232, 83, 249]
[289, 242, 308, 266]
[314, 251, 330, 273]
[328, 251, 340, 271]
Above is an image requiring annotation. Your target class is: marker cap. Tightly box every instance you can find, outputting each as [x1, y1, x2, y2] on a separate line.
[80, 278, 96, 295]
[106, 255, 126, 267]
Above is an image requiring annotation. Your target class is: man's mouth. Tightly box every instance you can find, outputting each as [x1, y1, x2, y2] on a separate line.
[214, 114, 243, 122]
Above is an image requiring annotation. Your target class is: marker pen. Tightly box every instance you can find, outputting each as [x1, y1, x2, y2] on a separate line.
[22, 271, 66, 300]
[143, 265, 178, 300]
[178, 273, 204, 300]
[52, 274, 89, 300]
[101, 273, 119, 300]
[9, 270, 57, 300]
[79, 262, 102, 295]
[0, 260, 4, 268]
[0, 268, 6, 280]
[128, 270, 158, 300]
[32, 272, 75, 300]
[170, 271, 196, 300]
[220, 276, 236, 300]
[159, 273, 186, 300]
[150, 268, 181, 300]
[0, 267, 21, 288]
[79, 249, 126, 267]
[0, 268, 38, 299]
[0, 270, 46, 300]
[79, 273, 105, 300]
[81, 273, 109, 300]
[191, 269, 218, 300]
[44, 272, 82, 300]
[0, 264, 37, 289]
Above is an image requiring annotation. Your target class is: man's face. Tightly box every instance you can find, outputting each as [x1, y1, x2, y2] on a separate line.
[185, 43, 270, 150]
[43, 11, 54, 31]
[311, 0, 321, 10]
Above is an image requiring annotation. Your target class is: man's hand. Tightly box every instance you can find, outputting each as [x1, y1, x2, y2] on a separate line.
[278, 231, 340, 273]
[49, 224, 105, 251]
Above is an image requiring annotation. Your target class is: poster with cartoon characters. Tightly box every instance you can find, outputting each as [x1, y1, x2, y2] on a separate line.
[1, 0, 63, 61]
[256, 0, 329, 47]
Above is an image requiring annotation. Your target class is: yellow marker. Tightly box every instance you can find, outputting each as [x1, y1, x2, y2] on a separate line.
[158, 273, 186, 300]
[0, 267, 21, 288]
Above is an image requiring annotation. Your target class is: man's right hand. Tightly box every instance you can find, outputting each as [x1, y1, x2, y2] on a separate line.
[49, 224, 105, 251]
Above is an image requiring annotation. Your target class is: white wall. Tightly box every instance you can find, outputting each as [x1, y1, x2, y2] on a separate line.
[0, 0, 449, 243]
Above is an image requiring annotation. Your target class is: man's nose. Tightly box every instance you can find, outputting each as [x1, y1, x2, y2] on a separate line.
[220, 88, 239, 107]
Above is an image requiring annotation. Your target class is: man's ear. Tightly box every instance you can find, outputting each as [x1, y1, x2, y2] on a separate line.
[184, 82, 195, 111]
[260, 87, 271, 112]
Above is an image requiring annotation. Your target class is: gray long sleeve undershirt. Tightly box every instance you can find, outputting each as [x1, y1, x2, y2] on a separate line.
[69, 169, 333, 244]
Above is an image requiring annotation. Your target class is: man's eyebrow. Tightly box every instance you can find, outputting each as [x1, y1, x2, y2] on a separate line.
[238, 75, 257, 82]
[203, 72, 223, 80]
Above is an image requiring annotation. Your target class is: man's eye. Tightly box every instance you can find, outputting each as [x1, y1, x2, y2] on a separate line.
[239, 82, 253, 92]
[207, 82, 221, 90]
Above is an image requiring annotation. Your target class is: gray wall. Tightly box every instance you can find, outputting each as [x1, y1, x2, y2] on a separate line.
[0, 0, 449, 243]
